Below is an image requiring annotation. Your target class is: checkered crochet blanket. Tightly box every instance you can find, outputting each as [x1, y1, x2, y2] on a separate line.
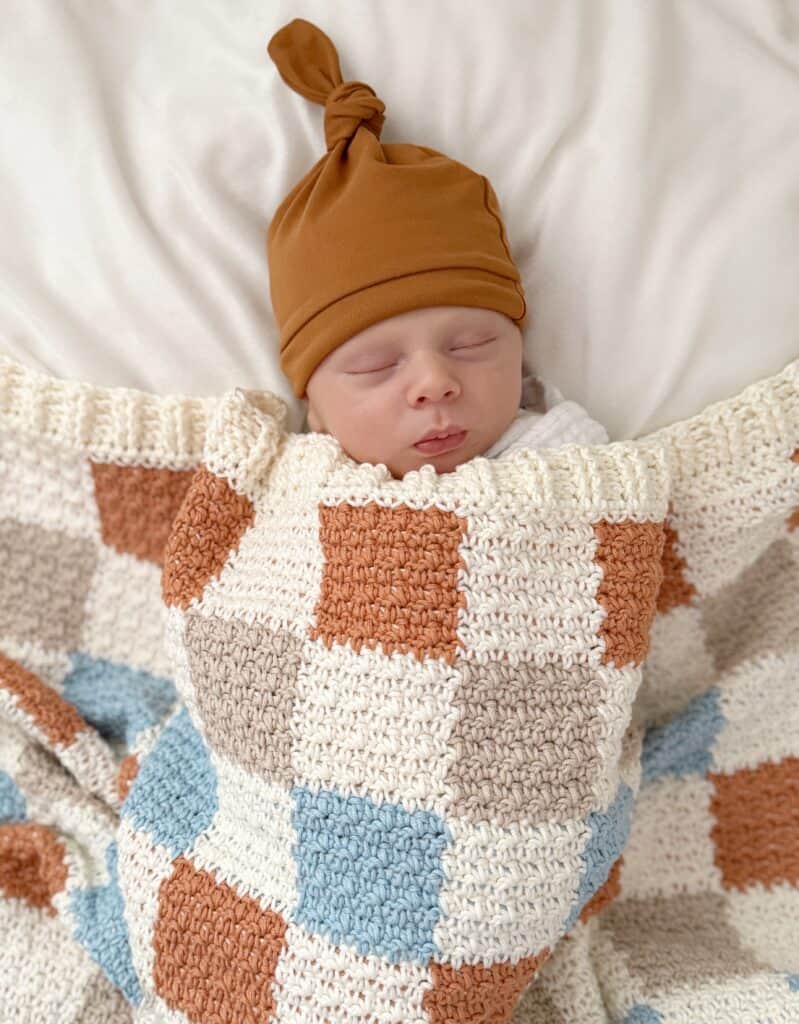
[0, 354, 797, 1024]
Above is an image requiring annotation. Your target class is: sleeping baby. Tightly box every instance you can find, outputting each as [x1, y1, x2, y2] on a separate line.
[303, 305, 607, 478]
[266, 19, 607, 477]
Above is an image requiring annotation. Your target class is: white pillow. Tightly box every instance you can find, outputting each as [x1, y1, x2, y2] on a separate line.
[1, 0, 797, 438]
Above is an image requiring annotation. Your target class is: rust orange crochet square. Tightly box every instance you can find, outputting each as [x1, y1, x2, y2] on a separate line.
[710, 756, 799, 891]
[153, 856, 286, 1024]
[593, 520, 665, 667]
[312, 502, 466, 664]
[90, 462, 195, 566]
[423, 951, 549, 1023]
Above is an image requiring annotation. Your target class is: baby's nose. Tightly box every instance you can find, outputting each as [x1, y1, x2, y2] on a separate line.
[408, 357, 460, 406]
[413, 385, 456, 406]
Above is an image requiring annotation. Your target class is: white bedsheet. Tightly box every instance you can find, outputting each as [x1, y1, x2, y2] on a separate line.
[1, 0, 797, 438]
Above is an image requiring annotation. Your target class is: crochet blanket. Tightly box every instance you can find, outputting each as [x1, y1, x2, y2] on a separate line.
[0, 354, 797, 1024]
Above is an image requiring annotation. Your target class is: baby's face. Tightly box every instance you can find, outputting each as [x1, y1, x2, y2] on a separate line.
[305, 306, 523, 478]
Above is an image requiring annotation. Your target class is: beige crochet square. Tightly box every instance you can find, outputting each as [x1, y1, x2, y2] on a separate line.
[290, 640, 460, 815]
[74, 969, 133, 1024]
[183, 612, 302, 785]
[701, 536, 799, 675]
[134, 998, 191, 1024]
[618, 971, 799, 1022]
[80, 544, 170, 679]
[116, 819, 176, 1002]
[510, 981, 567, 1024]
[456, 515, 604, 667]
[0, 518, 96, 651]
[196, 472, 326, 639]
[617, 775, 723, 901]
[513, 923, 607, 1024]
[724, 882, 799, 972]
[16, 742, 118, 886]
[0, 896, 103, 1024]
[710, 651, 799, 774]
[599, 892, 764, 995]
[445, 660, 610, 827]
[0, 432, 100, 540]
[638, 604, 716, 728]
[668, 505, 791, 601]
[434, 815, 589, 966]
[0, 638, 71, 694]
[189, 755, 297, 918]
[273, 921, 431, 1023]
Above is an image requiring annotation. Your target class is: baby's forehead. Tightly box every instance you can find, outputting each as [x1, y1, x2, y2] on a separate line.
[344, 306, 504, 350]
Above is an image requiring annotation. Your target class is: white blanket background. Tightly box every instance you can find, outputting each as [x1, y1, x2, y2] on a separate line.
[1, 0, 797, 438]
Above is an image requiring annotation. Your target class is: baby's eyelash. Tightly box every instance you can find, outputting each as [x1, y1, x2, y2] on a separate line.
[349, 362, 397, 375]
[346, 338, 497, 373]
[451, 337, 497, 351]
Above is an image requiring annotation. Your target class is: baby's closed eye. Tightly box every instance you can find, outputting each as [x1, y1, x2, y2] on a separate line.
[346, 361, 398, 375]
[450, 336, 497, 351]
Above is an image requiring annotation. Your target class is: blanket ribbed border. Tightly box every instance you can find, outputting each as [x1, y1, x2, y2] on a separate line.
[0, 353, 796, 475]
[0, 356, 215, 469]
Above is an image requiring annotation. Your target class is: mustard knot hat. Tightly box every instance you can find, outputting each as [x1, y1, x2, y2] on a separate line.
[266, 18, 528, 397]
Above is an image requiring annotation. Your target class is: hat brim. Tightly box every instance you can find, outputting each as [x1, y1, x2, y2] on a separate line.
[282, 265, 527, 397]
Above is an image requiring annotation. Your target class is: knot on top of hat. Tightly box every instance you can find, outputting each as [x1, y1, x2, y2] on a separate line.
[324, 80, 385, 150]
[268, 19, 384, 150]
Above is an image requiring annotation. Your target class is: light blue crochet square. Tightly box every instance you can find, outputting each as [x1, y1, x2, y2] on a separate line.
[622, 1005, 664, 1023]
[564, 782, 634, 932]
[291, 786, 450, 964]
[71, 843, 141, 1005]
[122, 707, 217, 857]
[63, 652, 176, 748]
[0, 770, 26, 823]
[641, 687, 725, 783]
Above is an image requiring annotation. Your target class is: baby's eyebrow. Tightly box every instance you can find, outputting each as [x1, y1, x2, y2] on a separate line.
[338, 344, 398, 368]
[352, 338, 398, 356]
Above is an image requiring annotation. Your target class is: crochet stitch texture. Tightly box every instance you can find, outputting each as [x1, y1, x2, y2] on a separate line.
[0, 355, 797, 1023]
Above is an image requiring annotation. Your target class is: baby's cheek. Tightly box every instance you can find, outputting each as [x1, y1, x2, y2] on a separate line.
[305, 402, 324, 433]
[338, 395, 394, 454]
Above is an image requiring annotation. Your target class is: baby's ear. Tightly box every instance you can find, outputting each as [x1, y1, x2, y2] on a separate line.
[520, 371, 547, 413]
[305, 401, 322, 433]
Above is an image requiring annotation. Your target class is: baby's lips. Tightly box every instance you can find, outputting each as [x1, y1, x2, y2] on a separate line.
[413, 429, 468, 456]
[414, 424, 466, 445]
